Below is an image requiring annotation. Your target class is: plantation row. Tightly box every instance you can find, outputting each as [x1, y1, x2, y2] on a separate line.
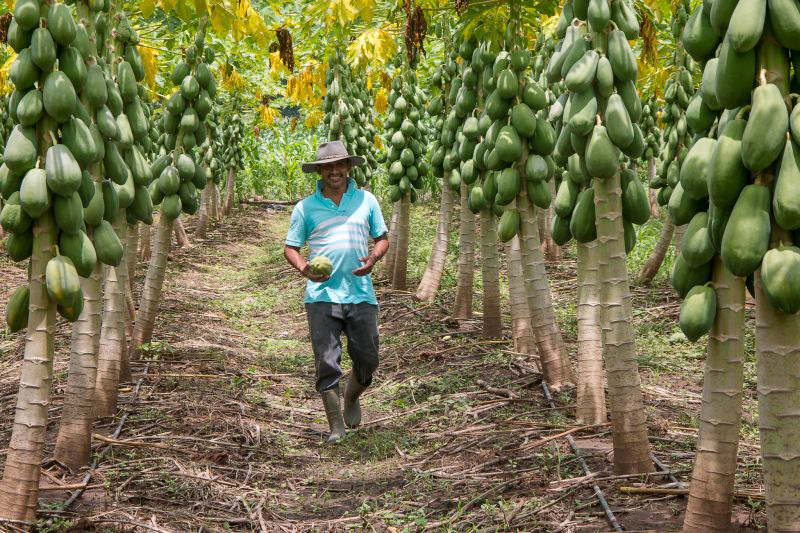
[0, 0, 798, 530]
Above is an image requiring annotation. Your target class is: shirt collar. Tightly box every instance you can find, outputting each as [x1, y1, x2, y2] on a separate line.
[316, 178, 356, 199]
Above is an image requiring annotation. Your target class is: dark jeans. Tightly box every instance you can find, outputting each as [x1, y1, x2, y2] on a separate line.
[305, 302, 380, 393]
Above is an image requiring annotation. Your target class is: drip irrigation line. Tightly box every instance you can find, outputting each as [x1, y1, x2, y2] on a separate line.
[540, 381, 623, 532]
[60, 362, 152, 511]
[651, 452, 681, 484]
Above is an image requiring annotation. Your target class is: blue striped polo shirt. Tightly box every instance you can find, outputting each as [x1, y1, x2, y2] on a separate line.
[285, 178, 387, 304]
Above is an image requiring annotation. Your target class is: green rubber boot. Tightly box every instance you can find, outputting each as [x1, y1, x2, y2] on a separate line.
[321, 387, 346, 443]
[343, 376, 367, 428]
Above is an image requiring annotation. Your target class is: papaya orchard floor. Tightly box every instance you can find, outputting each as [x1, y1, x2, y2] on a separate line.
[0, 204, 766, 532]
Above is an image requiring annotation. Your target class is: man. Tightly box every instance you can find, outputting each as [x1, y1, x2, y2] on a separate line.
[284, 141, 389, 443]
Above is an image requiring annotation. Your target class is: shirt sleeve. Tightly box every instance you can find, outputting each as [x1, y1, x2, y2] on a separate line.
[368, 194, 388, 239]
[285, 204, 308, 247]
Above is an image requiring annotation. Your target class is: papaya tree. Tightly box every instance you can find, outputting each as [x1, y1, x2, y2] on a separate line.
[0, 0, 145, 518]
[196, 100, 221, 239]
[547, 0, 653, 473]
[676, 0, 800, 527]
[638, 6, 695, 286]
[131, 18, 214, 361]
[383, 57, 428, 291]
[416, 25, 455, 303]
[221, 99, 243, 215]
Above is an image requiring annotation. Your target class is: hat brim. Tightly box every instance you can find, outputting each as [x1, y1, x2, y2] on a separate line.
[302, 155, 366, 173]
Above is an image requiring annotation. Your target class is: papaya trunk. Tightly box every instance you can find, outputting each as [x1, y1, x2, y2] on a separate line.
[130, 213, 174, 360]
[212, 183, 221, 220]
[391, 194, 411, 291]
[415, 178, 453, 302]
[683, 258, 745, 532]
[126, 222, 138, 294]
[139, 220, 152, 262]
[173, 215, 190, 248]
[518, 189, 574, 388]
[593, 173, 653, 475]
[54, 262, 103, 471]
[223, 167, 236, 215]
[508, 236, 537, 360]
[636, 217, 675, 286]
[754, 270, 800, 528]
[196, 181, 211, 240]
[382, 201, 400, 280]
[647, 158, 659, 217]
[479, 209, 502, 338]
[0, 214, 57, 522]
[94, 212, 130, 417]
[453, 182, 476, 319]
[674, 223, 686, 253]
[576, 240, 607, 425]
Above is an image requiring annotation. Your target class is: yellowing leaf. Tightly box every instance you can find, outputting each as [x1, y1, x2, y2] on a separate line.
[140, 0, 158, 18]
[139, 44, 159, 89]
[347, 28, 397, 68]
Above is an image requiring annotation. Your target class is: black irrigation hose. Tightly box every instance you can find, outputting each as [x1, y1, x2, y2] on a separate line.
[540, 381, 623, 532]
[60, 362, 152, 511]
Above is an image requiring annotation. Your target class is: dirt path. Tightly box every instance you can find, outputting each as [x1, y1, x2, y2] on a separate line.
[0, 206, 766, 532]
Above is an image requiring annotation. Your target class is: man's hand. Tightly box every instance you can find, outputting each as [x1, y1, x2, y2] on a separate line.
[302, 263, 330, 283]
[352, 255, 376, 276]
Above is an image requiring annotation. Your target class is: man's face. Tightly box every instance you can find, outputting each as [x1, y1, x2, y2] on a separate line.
[319, 160, 351, 190]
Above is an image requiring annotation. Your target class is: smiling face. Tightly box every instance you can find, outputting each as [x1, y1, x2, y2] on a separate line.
[319, 159, 352, 192]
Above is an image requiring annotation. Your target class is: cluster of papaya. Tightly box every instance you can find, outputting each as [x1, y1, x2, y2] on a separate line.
[427, 46, 456, 181]
[547, 0, 650, 249]
[638, 96, 660, 164]
[385, 68, 429, 203]
[672, 0, 800, 341]
[323, 51, 379, 186]
[221, 109, 244, 174]
[150, 29, 216, 219]
[0, 94, 14, 150]
[649, 3, 699, 210]
[2, 0, 156, 329]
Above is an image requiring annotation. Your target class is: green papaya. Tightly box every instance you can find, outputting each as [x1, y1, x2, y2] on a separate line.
[45, 144, 82, 197]
[157, 166, 180, 196]
[468, 185, 486, 213]
[586, 125, 618, 179]
[686, 94, 715, 135]
[116, 114, 134, 150]
[97, 106, 119, 140]
[605, 93, 634, 148]
[608, 30, 637, 82]
[4, 125, 37, 174]
[180, 75, 200, 100]
[568, 89, 597, 137]
[485, 89, 511, 120]
[54, 192, 83, 234]
[31, 27, 57, 71]
[6, 229, 33, 262]
[495, 126, 522, 162]
[709, 118, 748, 209]
[102, 180, 118, 223]
[19, 168, 49, 218]
[527, 180, 551, 209]
[565, 50, 599, 93]
[742, 83, 788, 172]
[105, 79, 123, 116]
[14, 0, 40, 31]
[84, 65, 108, 110]
[711, 0, 737, 35]
[125, 44, 145, 82]
[523, 79, 547, 110]
[0, 166, 22, 201]
[669, 182, 703, 226]
[84, 181, 104, 227]
[103, 141, 129, 185]
[551, 214, 572, 245]
[611, 0, 640, 39]
[620, 169, 650, 224]
[46, 255, 81, 307]
[680, 137, 715, 199]
[595, 56, 615, 99]
[43, 71, 77, 123]
[707, 202, 732, 252]
[791, 102, 800, 147]
[615, 79, 642, 122]
[721, 184, 771, 277]
[161, 194, 182, 219]
[715, 34, 755, 109]
[61, 117, 98, 167]
[770, 0, 800, 49]
[525, 154, 549, 182]
[773, 138, 800, 230]
[682, 212, 716, 267]
[623, 218, 637, 253]
[672, 253, 712, 298]
[679, 285, 717, 341]
[621, 123, 645, 159]
[570, 188, 597, 243]
[497, 208, 520, 242]
[60, 47, 88, 94]
[48, 2, 77, 46]
[554, 177, 578, 218]
[6, 285, 30, 332]
[16, 89, 42, 127]
[126, 145, 152, 187]
[113, 172, 135, 209]
[10, 48, 40, 90]
[496, 167, 520, 205]
[588, 0, 611, 31]
[117, 61, 138, 102]
[0, 192, 32, 234]
[511, 103, 537, 138]
[760, 246, 800, 314]
[171, 61, 190, 86]
[176, 154, 196, 180]
[130, 185, 154, 225]
[93, 219, 124, 266]
[59, 230, 96, 278]
[728, 0, 766, 52]
[699, 58, 722, 111]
